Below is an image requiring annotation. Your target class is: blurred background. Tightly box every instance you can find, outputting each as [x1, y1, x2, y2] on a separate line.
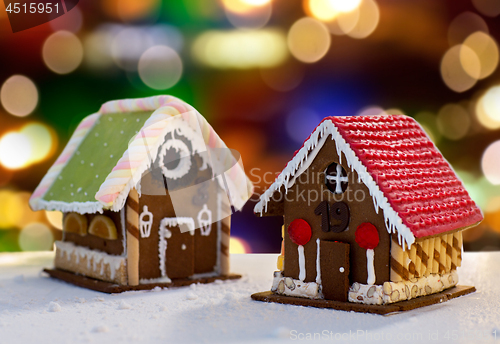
[0, 0, 499, 253]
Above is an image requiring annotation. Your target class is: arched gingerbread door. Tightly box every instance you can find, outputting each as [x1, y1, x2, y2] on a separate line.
[320, 241, 350, 301]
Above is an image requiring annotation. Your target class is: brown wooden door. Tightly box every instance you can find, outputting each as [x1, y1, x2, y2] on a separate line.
[320, 241, 350, 301]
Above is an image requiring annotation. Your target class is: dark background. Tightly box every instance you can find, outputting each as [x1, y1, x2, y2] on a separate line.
[0, 0, 499, 253]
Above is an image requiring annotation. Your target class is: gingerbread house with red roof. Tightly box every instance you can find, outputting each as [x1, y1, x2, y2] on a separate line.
[252, 114, 482, 312]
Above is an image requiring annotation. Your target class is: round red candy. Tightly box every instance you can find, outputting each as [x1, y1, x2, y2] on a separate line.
[355, 222, 379, 250]
[288, 219, 312, 246]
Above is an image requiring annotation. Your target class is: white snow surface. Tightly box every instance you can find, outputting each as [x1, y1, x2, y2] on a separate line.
[0, 251, 497, 344]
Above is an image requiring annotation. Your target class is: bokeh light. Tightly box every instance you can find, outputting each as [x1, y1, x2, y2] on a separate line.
[229, 236, 251, 253]
[476, 85, 500, 129]
[103, 0, 160, 22]
[15, 192, 45, 228]
[138, 45, 183, 90]
[49, 5, 83, 33]
[472, 0, 500, 17]
[222, 0, 268, 14]
[0, 132, 32, 169]
[447, 12, 488, 47]
[20, 123, 56, 164]
[0, 190, 23, 229]
[45, 211, 63, 230]
[225, 2, 272, 29]
[0, 75, 38, 117]
[83, 28, 116, 70]
[305, 0, 339, 22]
[441, 45, 479, 92]
[463, 32, 499, 80]
[192, 29, 288, 69]
[481, 140, 500, 185]
[436, 103, 470, 140]
[288, 17, 331, 63]
[18, 223, 54, 251]
[286, 108, 321, 143]
[42, 31, 83, 74]
[111, 25, 183, 71]
[344, 0, 379, 39]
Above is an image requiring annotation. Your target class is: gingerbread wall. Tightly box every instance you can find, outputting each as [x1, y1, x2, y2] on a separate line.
[136, 155, 227, 280]
[281, 136, 391, 286]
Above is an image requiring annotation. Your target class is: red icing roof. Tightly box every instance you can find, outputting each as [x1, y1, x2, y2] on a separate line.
[308, 115, 482, 238]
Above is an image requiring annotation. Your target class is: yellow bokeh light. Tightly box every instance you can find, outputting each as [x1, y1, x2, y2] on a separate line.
[241, 0, 271, 6]
[441, 45, 479, 93]
[0, 190, 23, 229]
[192, 29, 288, 69]
[15, 192, 44, 228]
[45, 211, 63, 230]
[345, 0, 379, 39]
[229, 237, 250, 254]
[20, 123, 55, 164]
[476, 85, 500, 130]
[288, 17, 331, 63]
[19, 222, 54, 251]
[0, 75, 38, 117]
[337, 5, 359, 34]
[225, 1, 272, 29]
[482, 140, 500, 185]
[330, 0, 362, 12]
[414, 111, 441, 144]
[0, 132, 32, 169]
[463, 32, 499, 80]
[436, 103, 470, 140]
[222, 0, 259, 14]
[138, 45, 183, 90]
[43, 31, 83, 75]
[306, 0, 339, 22]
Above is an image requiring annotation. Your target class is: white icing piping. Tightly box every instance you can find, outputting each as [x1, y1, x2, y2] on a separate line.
[197, 204, 212, 236]
[298, 245, 306, 281]
[254, 120, 416, 249]
[315, 238, 321, 285]
[55, 241, 124, 280]
[215, 191, 222, 274]
[366, 249, 375, 285]
[34, 199, 103, 215]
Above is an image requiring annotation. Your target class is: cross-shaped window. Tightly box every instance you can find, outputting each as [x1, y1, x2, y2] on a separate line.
[325, 162, 348, 194]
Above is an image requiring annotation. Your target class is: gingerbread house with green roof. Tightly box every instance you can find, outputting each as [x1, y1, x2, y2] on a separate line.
[30, 95, 253, 292]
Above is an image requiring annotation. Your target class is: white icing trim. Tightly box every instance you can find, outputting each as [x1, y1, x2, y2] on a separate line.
[140, 277, 172, 284]
[160, 217, 196, 233]
[159, 136, 192, 180]
[197, 204, 212, 236]
[55, 241, 125, 280]
[298, 245, 306, 281]
[254, 119, 416, 249]
[215, 190, 222, 275]
[34, 199, 103, 215]
[366, 249, 375, 285]
[139, 205, 153, 238]
[315, 238, 321, 284]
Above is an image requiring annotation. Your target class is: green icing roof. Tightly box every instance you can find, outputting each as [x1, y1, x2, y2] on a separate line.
[44, 111, 151, 205]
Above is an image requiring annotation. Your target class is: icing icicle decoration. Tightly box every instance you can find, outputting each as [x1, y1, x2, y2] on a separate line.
[355, 222, 380, 285]
[139, 205, 153, 238]
[287, 218, 312, 282]
[197, 204, 212, 236]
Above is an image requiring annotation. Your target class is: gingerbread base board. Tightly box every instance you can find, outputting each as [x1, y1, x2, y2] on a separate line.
[43, 268, 241, 294]
[251, 285, 475, 315]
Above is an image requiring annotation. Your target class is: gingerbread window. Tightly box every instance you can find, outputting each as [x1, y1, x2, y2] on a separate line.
[63, 213, 88, 236]
[88, 215, 118, 240]
[325, 162, 348, 194]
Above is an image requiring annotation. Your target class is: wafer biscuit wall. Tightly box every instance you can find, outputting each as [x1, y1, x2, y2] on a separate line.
[390, 232, 462, 282]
